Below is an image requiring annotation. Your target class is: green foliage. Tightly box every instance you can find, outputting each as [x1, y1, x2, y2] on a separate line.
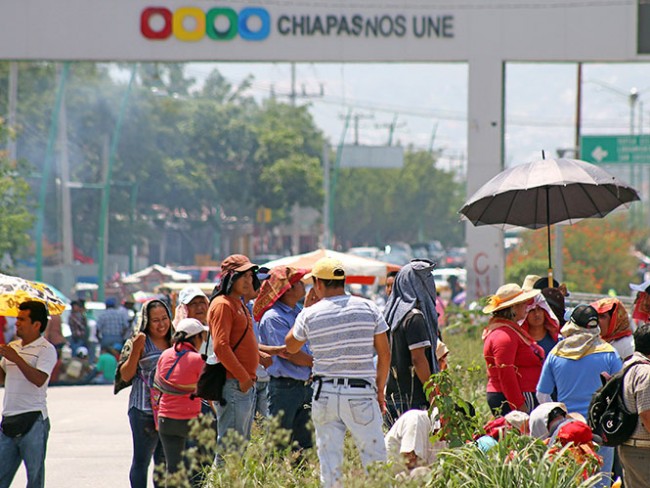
[5, 61, 470, 261]
[333, 150, 465, 248]
[426, 432, 601, 488]
[506, 216, 645, 294]
[0, 119, 34, 269]
[426, 369, 482, 447]
[155, 315, 604, 488]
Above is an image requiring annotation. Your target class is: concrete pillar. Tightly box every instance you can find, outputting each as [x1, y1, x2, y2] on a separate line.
[465, 55, 505, 302]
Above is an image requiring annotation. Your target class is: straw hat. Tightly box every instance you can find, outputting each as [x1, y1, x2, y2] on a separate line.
[522, 274, 541, 291]
[482, 283, 540, 314]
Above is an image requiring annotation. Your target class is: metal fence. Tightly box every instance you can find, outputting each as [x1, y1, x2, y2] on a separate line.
[565, 292, 635, 310]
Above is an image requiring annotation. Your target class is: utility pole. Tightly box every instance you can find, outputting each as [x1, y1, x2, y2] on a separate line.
[36, 63, 69, 281]
[339, 112, 374, 145]
[58, 67, 73, 267]
[272, 62, 324, 107]
[322, 142, 330, 249]
[100, 134, 109, 281]
[428, 122, 439, 154]
[290, 62, 296, 107]
[97, 67, 136, 301]
[375, 114, 406, 146]
[630, 88, 639, 135]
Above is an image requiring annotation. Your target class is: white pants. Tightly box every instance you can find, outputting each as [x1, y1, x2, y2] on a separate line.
[312, 382, 387, 487]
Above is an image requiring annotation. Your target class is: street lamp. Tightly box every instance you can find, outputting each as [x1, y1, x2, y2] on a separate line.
[630, 87, 639, 134]
[586, 79, 648, 135]
[585, 79, 650, 227]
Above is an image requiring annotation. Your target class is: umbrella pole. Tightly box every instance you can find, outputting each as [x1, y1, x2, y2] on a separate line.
[545, 186, 553, 284]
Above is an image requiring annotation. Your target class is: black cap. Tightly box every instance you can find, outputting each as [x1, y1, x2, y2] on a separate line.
[570, 304, 599, 328]
[534, 277, 560, 289]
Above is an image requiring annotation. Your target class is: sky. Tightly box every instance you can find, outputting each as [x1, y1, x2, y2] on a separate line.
[181, 61, 650, 178]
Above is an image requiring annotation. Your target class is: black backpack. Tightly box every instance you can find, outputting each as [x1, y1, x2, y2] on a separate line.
[587, 359, 649, 447]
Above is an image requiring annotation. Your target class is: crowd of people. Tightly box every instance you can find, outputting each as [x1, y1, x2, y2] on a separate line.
[481, 275, 650, 487]
[3, 256, 650, 487]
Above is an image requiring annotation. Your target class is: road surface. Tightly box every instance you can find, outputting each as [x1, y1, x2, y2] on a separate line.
[0, 384, 142, 487]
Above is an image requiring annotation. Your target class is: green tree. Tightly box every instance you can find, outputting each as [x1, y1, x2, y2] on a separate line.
[333, 149, 465, 248]
[506, 216, 644, 294]
[0, 119, 35, 269]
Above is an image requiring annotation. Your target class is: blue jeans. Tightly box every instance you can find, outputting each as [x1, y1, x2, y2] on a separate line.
[596, 445, 614, 488]
[69, 337, 87, 355]
[0, 414, 50, 488]
[268, 377, 313, 450]
[127, 407, 165, 488]
[255, 380, 270, 419]
[312, 383, 386, 487]
[216, 379, 256, 448]
[100, 334, 124, 351]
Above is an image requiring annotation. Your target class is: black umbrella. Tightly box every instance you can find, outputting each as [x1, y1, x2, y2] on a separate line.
[459, 157, 640, 280]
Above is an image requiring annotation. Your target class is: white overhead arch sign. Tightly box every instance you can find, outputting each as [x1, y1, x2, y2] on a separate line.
[3, 0, 649, 299]
[0, 1, 646, 62]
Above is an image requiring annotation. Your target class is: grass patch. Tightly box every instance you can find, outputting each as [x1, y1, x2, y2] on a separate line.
[155, 308, 602, 487]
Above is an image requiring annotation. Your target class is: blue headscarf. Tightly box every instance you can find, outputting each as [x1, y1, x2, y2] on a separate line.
[384, 260, 439, 369]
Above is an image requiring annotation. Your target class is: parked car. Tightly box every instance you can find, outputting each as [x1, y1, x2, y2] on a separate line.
[171, 266, 221, 283]
[444, 247, 467, 268]
[385, 242, 413, 257]
[432, 268, 467, 288]
[378, 249, 412, 266]
[380, 242, 413, 266]
[411, 241, 445, 264]
[432, 267, 467, 299]
[251, 254, 286, 266]
[347, 246, 381, 260]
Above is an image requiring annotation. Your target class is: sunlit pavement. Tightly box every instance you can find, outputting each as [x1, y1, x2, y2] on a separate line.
[0, 384, 140, 487]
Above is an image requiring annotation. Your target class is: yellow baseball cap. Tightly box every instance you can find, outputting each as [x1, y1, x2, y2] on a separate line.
[308, 257, 346, 280]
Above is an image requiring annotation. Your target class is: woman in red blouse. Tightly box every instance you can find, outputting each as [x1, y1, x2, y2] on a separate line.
[483, 283, 545, 416]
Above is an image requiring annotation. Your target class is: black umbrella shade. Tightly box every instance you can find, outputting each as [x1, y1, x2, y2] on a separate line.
[459, 158, 640, 229]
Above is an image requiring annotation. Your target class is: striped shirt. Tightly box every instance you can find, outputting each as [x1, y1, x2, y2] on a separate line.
[128, 336, 164, 412]
[292, 294, 388, 385]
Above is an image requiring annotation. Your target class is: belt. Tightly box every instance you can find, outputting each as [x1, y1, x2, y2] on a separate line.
[312, 376, 372, 400]
[270, 376, 311, 386]
[321, 378, 370, 387]
[623, 438, 650, 448]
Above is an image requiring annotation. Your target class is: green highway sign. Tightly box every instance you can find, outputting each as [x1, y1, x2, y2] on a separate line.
[580, 135, 650, 164]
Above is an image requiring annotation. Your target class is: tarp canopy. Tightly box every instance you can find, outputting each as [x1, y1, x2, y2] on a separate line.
[122, 264, 192, 285]
[261, 249, 400, 285]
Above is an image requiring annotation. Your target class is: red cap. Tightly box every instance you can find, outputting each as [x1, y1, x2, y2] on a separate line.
[556, 421, 593, 445]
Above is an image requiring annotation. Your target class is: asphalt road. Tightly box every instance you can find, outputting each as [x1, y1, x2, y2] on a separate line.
[0, 384, 141, 488]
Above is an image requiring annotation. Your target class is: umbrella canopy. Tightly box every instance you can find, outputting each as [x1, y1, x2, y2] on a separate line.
[0, 273, 67, 316]
[122, 264, 192, 285]
[460, 158, 639, 228]
[261, 249, 401, 285]
[459, 158, 640, 273]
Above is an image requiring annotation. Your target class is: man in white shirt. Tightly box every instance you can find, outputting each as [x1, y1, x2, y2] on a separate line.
[384, 408, 444, 470]
[0, 301, 57, 488]
[286, 257, 391, 487]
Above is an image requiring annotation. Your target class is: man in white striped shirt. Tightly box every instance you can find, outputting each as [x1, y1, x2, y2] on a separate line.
[286, 257, 391, 488]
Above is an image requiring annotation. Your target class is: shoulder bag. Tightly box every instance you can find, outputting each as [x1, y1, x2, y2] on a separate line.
[192, 326, 248, 405]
